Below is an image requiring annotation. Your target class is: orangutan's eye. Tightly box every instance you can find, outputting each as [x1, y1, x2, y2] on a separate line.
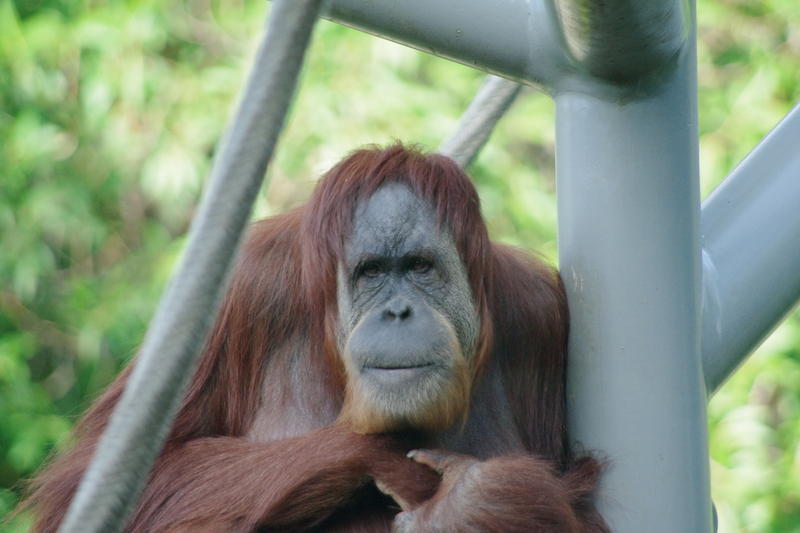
[360, 261, 383, 278]
[410, 258, 432, 275]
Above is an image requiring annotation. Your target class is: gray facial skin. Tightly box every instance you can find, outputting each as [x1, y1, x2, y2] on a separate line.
[336, 183, 480, 431]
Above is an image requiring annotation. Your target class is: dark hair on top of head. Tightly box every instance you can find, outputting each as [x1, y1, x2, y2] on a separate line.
[301, 143, 494, 380]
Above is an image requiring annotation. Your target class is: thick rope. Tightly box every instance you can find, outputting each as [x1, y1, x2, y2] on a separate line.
[57, 1, 322, 531]
[438, 75, 522, 168]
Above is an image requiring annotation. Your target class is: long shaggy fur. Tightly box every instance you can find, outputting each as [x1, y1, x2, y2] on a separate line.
[21, 144, 607, 532]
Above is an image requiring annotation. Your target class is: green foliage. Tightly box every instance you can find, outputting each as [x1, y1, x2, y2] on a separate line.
[1, 0, 798, 531]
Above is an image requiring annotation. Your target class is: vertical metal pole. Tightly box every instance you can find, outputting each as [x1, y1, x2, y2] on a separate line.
[557, 6, 711, 533]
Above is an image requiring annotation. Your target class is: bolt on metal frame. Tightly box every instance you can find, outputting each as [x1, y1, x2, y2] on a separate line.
[60, 1, 800, 532]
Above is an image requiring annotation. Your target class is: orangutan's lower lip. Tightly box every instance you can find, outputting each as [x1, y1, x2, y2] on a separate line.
[362, 363, 437, 384]
[365, 362, 435, 371]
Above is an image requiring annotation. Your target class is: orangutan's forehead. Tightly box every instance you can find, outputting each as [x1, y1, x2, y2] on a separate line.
[347, 182, 445, 258]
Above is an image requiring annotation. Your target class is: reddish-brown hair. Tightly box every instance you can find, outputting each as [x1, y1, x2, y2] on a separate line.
[300, 144, 569, 461]
[22, 144, 584, 532]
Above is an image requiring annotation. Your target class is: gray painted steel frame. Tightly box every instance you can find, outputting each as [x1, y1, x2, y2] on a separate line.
[701, 103, 800, 393]
[554, 27, 711, 533]
[555, 50, 710, 532]
[325, 0, 800, 532]
[320, 0, 568, 90]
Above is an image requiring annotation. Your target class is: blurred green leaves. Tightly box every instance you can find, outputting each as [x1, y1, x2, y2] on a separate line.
[1, 0, 799, 532]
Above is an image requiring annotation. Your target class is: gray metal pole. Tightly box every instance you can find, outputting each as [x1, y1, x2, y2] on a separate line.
[554, 1, 710, 531]
[321, 0, 568, 90]
[701, 103, 800, 393]
[556, 57, 710, 533]
[57, 1, 322, 531]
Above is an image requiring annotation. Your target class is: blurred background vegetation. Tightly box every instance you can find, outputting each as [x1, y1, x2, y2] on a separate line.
[1, 0, 799, 531]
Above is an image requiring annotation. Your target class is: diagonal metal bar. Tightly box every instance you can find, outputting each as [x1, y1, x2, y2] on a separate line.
[701, 102, 800, 393]
[438, 75, 523, 168]
[321, 0, 568, 90]
[57, 1, 322, 531]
